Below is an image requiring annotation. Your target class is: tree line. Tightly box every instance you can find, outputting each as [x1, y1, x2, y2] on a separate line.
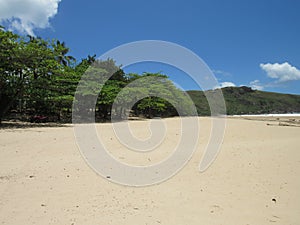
[0, 27, 196, 123]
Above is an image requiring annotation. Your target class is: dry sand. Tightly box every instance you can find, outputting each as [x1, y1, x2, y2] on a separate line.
[0, 117, 300, 225]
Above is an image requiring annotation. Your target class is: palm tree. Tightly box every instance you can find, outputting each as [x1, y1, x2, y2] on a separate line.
[87, 54, 96, 64]
[54, 40, 75, 66]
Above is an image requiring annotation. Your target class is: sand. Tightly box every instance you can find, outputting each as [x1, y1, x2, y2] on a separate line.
[0, 117, 300, 225]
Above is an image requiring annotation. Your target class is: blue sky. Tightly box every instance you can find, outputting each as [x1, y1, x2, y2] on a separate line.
[1, 0, 300, 94]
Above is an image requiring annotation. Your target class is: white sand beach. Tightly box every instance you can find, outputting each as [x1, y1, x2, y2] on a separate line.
[0, 116, 300, 225]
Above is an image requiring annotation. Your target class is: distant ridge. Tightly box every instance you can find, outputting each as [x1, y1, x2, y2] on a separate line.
[187, 86, 300, 116]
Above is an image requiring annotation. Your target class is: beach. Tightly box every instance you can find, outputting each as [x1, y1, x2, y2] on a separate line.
[0, 116, 300, 225]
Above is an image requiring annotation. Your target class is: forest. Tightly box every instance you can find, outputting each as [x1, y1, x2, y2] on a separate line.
[1, 27, 300, 124]
[0, 26, 196, 123]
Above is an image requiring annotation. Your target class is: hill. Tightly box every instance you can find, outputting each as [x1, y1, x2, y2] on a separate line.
[187, 86, 300, 116]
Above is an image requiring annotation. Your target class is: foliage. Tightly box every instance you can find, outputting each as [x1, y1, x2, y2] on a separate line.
[187, 86, 300, 116]
[1, 28, 300, 124]
[0, 27, 193, 123]
[0, 28, 83, 122]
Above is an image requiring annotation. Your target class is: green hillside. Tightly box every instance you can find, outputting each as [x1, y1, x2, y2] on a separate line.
[187, 86, 300, 116]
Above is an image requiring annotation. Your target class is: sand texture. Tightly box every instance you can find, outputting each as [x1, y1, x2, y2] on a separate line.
[0, 117, 300, 225]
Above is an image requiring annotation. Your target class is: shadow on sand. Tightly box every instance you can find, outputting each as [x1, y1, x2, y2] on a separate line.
[0, 121, 70, 130]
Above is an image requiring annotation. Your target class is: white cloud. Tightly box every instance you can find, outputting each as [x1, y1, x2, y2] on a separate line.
[0, 0, 62, 36]
[260, 62, 300, 82]
[214, 81, 236, 89]
[249, 80, 264, 90]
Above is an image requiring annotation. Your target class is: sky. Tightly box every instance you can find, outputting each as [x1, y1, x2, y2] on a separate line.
[0, 0, 300, 94]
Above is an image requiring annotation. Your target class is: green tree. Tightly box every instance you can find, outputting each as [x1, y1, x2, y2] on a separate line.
[0, 28, 197, 124]
[53, 40, 75, 67]
[0, 28, 77, 123]
[0, 28, 21, 122]
[0, 29, 61, 122]
[113, 72, 196, 119]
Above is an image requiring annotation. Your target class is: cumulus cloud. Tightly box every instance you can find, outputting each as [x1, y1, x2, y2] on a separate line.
[0, 0, 62, 36]
[214, 81, 236, 89]
[249, 80, 264, 90]
[260, 62, 300, 82]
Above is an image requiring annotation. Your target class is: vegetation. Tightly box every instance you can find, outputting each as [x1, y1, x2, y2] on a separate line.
[0, 27, 194, 123]
[188, 86, 300, 115]
[1, 28, 300, 124]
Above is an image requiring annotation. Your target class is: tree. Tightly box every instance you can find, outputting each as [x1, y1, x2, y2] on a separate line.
[0, 28, 21, 122]
[53, 40, 75, 67]
[0, 28, 196, 123]
[0, 29, 60, 122]
[113, 72, 196, 119]
[0, 28, 77, 123]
